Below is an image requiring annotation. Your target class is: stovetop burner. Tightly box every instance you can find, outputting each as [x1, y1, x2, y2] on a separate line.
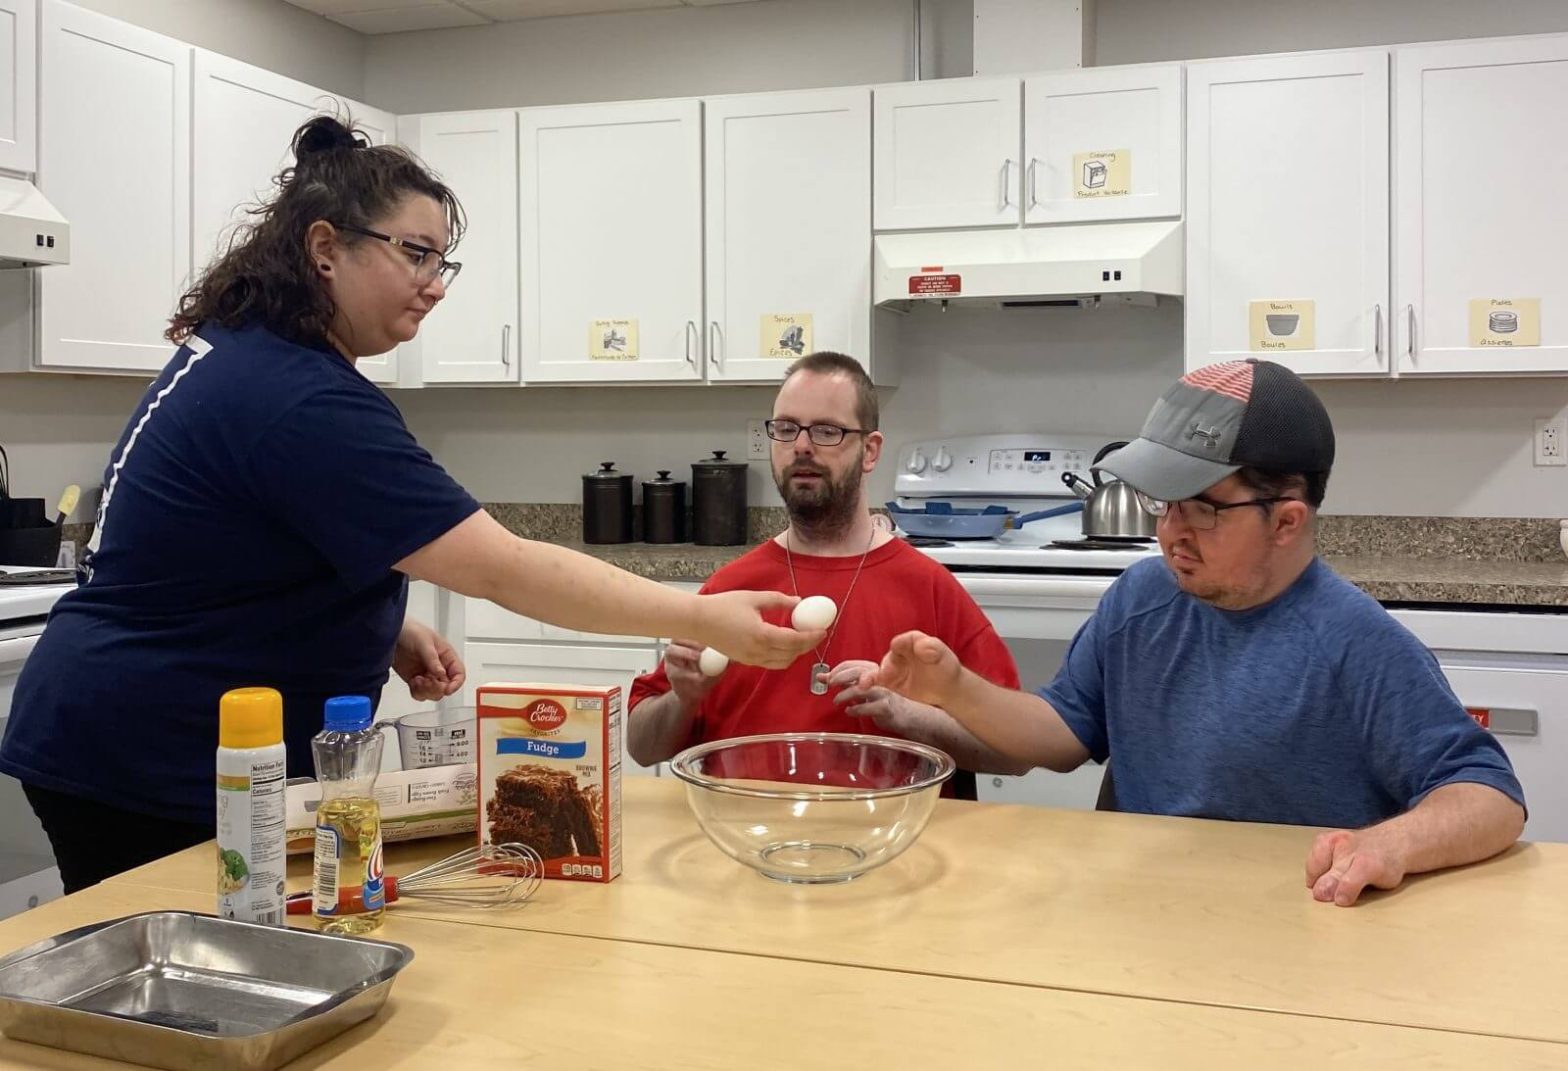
[901, 536, 955, 549]
[1050, 538, 1156, 552]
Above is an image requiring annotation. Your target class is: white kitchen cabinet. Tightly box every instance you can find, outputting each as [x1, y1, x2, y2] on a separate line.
[398, 110, 519, 385]
[1185, 51, 1390, 377]
[0, 0, 37, 174]
[704, 89, 870, 383]
[873, 77, 1020, 230]
[466, 641, 663, 778]
[37, 1, 189, 373]
[1022, 64, 1182, 224]
[519, 100, 703, 384]
[1395, 35, 1568, 376]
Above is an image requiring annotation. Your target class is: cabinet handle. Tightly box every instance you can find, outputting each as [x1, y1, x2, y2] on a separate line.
[1000, 159, 1014, 209]
[1406, 304, 1416, 362]
[1373, 303, 1383, 362]
[685, 320, 698, 369]
[1026, 157, 1039, 208]
[501, 324, 511, 367]
[708, 321, 723, 371]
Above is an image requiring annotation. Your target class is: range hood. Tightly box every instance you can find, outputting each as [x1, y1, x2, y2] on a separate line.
[0, 175, 69, 268]
[874, 220, 1182, 308]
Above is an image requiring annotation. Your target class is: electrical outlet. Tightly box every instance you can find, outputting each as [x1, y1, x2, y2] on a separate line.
[747, 419, 769, 460]
[1535, 416, 1567, 467]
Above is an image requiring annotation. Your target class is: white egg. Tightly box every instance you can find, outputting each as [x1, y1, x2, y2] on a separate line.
[698, 646, 730, 677]
[791, 595, 839, 632]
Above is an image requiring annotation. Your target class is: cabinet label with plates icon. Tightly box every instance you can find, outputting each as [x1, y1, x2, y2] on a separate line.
[1469, 298, 1540, 348]
[1073, 149, 1132, 198]
[1248, 299, 1315, 351]
[589, 318, 639, 361]
[761, 312, 812, 359]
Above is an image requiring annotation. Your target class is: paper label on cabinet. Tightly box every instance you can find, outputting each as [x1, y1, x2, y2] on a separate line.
[1073, 149, 1132, 198]
[1469, 298, 1540, 348]
[590, 319, 638, 361]
[1249, 300, 1315, 351]
[761, 313, 812, 359]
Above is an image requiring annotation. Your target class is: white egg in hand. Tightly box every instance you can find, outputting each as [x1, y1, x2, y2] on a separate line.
[791, 595, 838, 632]
[698, 646, 730, 677]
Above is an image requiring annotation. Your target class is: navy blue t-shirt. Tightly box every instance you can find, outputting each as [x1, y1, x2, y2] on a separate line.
[0, 323, 479, 823]
[1042, 557, 1525, 829]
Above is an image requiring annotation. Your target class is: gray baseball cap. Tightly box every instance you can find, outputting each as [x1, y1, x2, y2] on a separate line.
[1094, 359, 1335, 501]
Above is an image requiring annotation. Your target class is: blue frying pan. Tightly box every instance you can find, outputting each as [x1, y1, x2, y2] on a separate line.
[884, 500, 1084, 540]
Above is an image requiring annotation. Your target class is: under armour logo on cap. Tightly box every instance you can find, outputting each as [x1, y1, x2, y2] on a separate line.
[1187, 423, 1222, 449]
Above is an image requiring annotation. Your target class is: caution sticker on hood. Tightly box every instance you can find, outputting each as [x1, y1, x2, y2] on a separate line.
[909, 273, 961, 295]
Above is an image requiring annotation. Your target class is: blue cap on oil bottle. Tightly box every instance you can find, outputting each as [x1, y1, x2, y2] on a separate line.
[323, 695, 373, 732]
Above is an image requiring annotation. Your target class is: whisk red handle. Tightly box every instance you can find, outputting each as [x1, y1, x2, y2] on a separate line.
[284, 875, 402, 916]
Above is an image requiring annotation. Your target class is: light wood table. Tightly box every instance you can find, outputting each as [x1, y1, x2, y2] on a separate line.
[4, 880, 1566, 1069]
[109, 778, 1568, 1046]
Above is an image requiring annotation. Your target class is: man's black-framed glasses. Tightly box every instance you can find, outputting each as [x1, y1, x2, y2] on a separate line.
[764, 419, 872, 447]
[334, 223, 462, 288]
[1135, 491, 1298, 531]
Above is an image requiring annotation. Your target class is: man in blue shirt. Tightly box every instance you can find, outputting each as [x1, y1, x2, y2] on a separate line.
[860, 359, 1525, 906]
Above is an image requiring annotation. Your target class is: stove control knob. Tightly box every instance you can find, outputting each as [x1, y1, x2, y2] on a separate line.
[907, 449, 929, 474]
[932, 447, 953, 473]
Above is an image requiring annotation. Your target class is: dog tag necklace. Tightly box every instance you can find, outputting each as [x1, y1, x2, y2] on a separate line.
[785, 526, 875, 695]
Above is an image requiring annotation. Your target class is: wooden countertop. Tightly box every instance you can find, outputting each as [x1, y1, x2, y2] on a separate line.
[5, 879, 1566, 1069]
[104, 778, 1568, 1048]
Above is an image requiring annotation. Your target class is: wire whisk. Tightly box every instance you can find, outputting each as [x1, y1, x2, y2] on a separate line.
[288, 842, 544, 915]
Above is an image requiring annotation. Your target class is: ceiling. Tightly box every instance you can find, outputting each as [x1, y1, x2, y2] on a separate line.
[284, 0, 769, 35]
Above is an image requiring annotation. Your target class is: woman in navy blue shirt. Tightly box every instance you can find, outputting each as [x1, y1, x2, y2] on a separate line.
[0, 116, 819, 892]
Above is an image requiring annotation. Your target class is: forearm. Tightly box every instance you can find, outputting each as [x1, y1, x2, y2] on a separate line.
[889, 700, 1036, 776]
[939, 671, 1090, 772]
[1375, 782, 1525, 875]
[401, 513, 700, 641]
[626, 690, 700, 767]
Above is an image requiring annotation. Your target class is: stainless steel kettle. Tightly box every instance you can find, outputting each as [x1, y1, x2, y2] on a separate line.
[1061, 441, 1157, 540]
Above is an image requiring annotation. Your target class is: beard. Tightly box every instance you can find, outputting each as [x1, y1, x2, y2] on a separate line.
[773, 451, 864, 540]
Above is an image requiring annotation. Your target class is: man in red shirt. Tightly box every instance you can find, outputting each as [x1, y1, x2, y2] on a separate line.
[627, 352, 1024, 798]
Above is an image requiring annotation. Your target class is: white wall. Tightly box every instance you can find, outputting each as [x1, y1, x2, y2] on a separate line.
[70, 0, 367, 101]
[363, 0, 974, 113]
[1095, 0, 1568, 65]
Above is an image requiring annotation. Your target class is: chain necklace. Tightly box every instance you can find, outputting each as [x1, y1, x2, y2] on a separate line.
[785, 525, 876, 695]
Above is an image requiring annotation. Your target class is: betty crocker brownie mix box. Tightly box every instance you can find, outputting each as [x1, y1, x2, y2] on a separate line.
[476, 682, 621, 882]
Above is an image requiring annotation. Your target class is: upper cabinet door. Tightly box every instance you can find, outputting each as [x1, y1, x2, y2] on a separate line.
[704, 88, 870, 384]
[39, 1, 190, 373]
[873, 77, 1021, 230]
[1186, 51, 1390, 378]
[519, 100, 703, 384]
[1395, 36, 1568, 375]
[0, 0, 37, 173]
[1022, 64, 1182, 223]
[399, 111, 518, 385]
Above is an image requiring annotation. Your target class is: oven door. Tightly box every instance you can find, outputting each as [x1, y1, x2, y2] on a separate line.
[951, 572, 1111, 810]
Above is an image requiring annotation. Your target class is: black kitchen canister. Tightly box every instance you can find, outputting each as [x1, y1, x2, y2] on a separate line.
[582, 462, 634, 545]
[642, 470, 687, 545]
[691, 450, 748, 546]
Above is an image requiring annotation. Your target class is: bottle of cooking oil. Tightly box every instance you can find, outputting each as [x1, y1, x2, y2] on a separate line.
[310, 695, 386, 935]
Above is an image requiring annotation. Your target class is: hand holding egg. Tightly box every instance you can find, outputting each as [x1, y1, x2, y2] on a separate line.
[698, 646, 731, 677]
[791, 595, 838, 632]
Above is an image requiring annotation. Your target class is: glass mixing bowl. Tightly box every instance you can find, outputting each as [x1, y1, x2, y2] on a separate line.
[668, 733, 955, 884]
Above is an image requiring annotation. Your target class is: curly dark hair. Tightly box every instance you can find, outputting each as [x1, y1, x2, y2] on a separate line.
[166, 113, 465, 346]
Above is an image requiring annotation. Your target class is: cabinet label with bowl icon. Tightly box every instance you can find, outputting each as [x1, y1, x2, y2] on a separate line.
[1073, 149, 1132, 198]
[1469, 298, 1540, 348]
[1249, 299, 1315, 351]
[761, 313, 812, 359]
[590, 318, 639, 361]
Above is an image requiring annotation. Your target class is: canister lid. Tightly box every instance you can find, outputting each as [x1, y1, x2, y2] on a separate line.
[692, 450, 747, 470]
[584, 461, 630, 480]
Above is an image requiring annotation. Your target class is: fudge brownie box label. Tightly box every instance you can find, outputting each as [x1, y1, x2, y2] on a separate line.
[476, 682, 622, 882]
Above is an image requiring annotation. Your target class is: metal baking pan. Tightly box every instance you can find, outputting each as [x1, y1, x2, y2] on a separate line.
[0, 911, 413, 1071]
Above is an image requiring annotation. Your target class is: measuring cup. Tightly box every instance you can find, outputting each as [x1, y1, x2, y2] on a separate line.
[390, 707, 477, 769]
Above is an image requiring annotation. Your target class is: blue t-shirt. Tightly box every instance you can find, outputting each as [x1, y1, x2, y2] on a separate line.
[0, 323, 479, 823]
[1042, 557, 1525, 828]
